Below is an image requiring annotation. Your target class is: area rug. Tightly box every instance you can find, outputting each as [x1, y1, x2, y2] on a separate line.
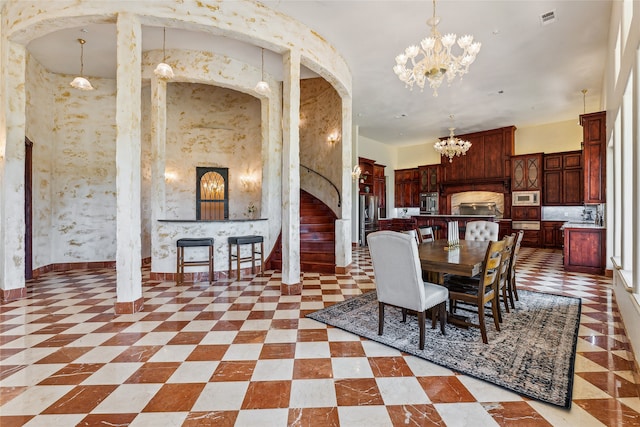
[307, 290, 581, 408]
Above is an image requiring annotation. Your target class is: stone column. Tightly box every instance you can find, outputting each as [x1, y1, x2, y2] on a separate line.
[114, 13, 143, 314]
[0, 39, 27, 302]
[150, 76, 168, 273]
[335, 94, 353, 273]
[281, 50, 301, 294]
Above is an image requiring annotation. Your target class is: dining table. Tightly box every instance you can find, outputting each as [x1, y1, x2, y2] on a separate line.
[417, 239, 490, 282]
[418, 238, 491, 328]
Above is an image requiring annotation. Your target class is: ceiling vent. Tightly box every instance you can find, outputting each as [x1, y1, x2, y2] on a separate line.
[540, 10, 557, 26]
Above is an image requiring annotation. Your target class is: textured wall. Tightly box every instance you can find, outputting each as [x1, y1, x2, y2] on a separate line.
[164, 82, 262, 220]
[25, 54, 54, 269]
[300, 78, 342, 215]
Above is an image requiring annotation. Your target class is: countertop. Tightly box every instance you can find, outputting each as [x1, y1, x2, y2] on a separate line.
[410, 214, 497, 218]
[158, 218, 267, 222]
[560, 222, 606, 230]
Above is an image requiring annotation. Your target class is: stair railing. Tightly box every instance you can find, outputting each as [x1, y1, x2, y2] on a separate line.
[300, 164, 341, 207]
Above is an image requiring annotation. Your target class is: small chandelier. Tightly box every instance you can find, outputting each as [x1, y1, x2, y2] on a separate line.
[393, 0, 481, 96]
[255, 48, 271, 95]
[70, 39, 94, 91]
[154, 27, 174, 80]
[434, 127, 471, 162]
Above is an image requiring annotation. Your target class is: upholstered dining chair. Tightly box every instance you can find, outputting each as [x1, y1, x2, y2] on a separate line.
[464, 220, 499, 241]
[509, 230, 525, 302]
[419, 227, 435, 243]
[367, 231, 449, 350]
[442, 239, 506, 344]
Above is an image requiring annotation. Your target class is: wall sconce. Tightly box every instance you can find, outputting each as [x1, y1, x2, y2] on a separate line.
[240, 174, 258, 190]
[351, 165, 362, 181]
[327, 131, 340, 144]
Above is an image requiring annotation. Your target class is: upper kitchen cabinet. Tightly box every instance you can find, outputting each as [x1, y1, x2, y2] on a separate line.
[394, 168, 420, 208]
[418, 164, 440, 193]
[543, 150, 583, 206]
[358, 157, 375, 195]
[581, 111, 606, 204]
[373, 164, 387, 218]
[440, 126, 515, 185]
[511, 153, 543, 191]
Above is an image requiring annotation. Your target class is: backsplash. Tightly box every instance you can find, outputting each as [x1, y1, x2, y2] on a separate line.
[542, 205, 602, 222]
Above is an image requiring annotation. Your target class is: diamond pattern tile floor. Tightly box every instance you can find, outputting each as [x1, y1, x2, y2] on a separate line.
[1, 247, 639, 426]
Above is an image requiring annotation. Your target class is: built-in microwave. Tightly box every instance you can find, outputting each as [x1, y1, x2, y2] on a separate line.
[512, 190, 540, 206]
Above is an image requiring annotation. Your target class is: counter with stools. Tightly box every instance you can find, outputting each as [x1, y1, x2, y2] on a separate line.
[176, 237, 215, 285]
[228, 235, 264, 281]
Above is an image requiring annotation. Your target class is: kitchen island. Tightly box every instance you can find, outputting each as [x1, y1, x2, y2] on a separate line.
[379, 215, 497, 240]
[562, 222, 606, 275]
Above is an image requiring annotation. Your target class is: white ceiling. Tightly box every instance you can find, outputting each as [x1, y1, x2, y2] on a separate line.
[25, 0, 612, 147]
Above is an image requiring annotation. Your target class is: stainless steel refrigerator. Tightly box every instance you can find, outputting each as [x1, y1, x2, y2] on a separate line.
[359, 194, 379, 246]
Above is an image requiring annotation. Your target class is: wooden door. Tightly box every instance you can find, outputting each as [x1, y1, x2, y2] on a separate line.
[25, 138, 33, 280]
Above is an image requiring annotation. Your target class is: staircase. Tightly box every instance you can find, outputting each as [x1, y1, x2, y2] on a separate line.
[268, 190, 337, 274]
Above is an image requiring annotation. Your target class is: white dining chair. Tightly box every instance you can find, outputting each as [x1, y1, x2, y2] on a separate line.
[465, 221, 499, 241]
[419, 227, 435, 243]
[367, 231, 448, 350]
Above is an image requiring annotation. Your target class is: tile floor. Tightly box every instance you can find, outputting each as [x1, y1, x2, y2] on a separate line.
[0, 247, 639, 426]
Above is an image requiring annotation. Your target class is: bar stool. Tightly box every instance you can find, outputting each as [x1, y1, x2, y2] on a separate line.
[228, 235, 264, 281]
[176, 238, 215, 285]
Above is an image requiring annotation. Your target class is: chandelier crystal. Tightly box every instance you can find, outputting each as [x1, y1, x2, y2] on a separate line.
[434, 127, 471, 162]
[393, 0, 481, 96]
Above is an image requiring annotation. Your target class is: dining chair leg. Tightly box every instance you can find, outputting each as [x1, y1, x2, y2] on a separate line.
[502, 286, 510, 314]
[478, 303, 488, 344]
[439, 302, 446, 335]
[378, 302, 385, 336]
[491, 298, 501, 332]
[512, 276, 519, 301]
[508, 286, 516, 309]
[431, 308, 437, 329]
[402, 308, 407, 323]
[418, 310, 425, 350]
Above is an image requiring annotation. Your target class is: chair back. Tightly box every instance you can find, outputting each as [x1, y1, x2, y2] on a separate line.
[465, 220, 499, 241]
[402, 229, 421, 244]
[510, 230, 525, 281]
[478, 239, 506, 293]
[497, 234, 516, 290]
[419, 227, 435, 243]
[367, 231, 425, 312]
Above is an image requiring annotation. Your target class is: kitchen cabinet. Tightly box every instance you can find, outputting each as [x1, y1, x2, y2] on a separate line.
[511, 153, 543, 191]
[498, 220, 512, 239]
[564, 226, 605, 274]
[394, 168, 419, 208]
[373, 164, 387, 218]
[358, 157, 375, 195]
[440, 126, 515, 184]
[581, 111, 606, 204]
[419, 164, 440, 193]
[542, 221, 565, 249]
[512, 206, 540, 220]
[543, 151, 583, 206]
[520, 230, 541, 248]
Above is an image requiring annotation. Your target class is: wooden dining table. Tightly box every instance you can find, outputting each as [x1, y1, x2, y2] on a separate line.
[418, 239, 490, 281]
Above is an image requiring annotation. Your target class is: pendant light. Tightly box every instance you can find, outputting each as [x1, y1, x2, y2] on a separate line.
[154, 27, 174, 80]
[70, 38, 94, 91]
[255, 48, 271, 95]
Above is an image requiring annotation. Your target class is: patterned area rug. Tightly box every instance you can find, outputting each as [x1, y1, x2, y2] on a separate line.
[307, 290, 581, 408]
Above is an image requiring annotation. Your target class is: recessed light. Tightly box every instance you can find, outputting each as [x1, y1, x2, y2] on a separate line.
[394, 113, 408, 119]
[498, 90, 504, 94]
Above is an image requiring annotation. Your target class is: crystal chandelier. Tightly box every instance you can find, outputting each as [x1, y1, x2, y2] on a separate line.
[434, 127, 471, 162]
[393, 0, 481, 96]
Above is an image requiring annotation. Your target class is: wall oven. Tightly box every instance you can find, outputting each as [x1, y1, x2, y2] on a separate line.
[512, 190, 540, 206]
[420, 192, 439, 214]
